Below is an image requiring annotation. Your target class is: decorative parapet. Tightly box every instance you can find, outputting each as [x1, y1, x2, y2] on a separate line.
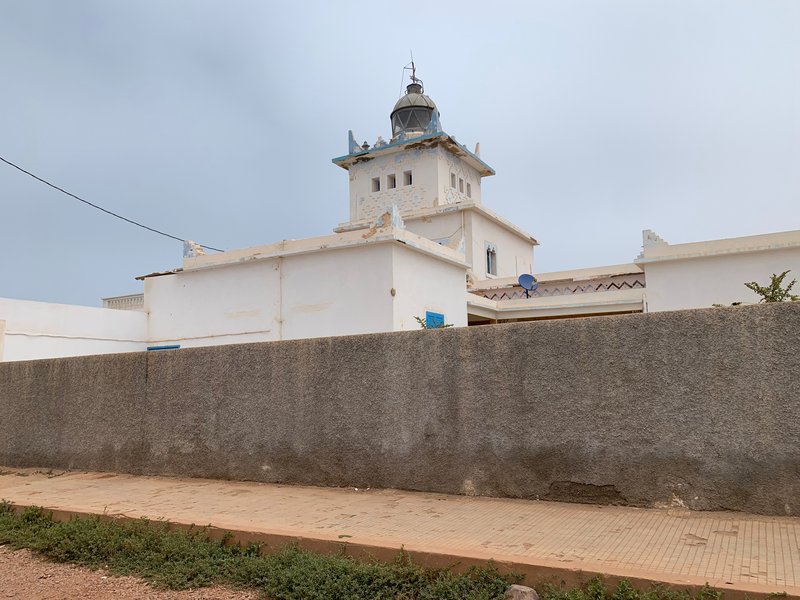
[635, 229, 800, 265]
[643, 229, 669, 248]
[636, 229, 669, 259]
[102, 294, 145, 311]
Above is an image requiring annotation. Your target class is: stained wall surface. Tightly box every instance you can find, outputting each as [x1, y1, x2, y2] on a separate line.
[1, 302, 798, 515]
[638, 229, 800, 313]
[467, 211, 535, 279]
[0, 298, 147, 362]
[347, 146, 482, 222]
[644, 248, 800, 312]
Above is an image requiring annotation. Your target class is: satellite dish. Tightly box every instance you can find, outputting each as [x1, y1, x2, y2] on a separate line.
[518, 274, 538, 297]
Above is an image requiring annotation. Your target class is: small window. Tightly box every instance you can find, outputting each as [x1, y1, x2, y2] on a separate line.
[372, 177, 380, 192]
[450, 173, 457, 189]
[466, 182, 472, 198]
[459, 178, 464, 193]
[486, 242, 497, 276]
[425, 311, 445, 328]
[387, 174, 396, 189]
[403, 170, 412, 185]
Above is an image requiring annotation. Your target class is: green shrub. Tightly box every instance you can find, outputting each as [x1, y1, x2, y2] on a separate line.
[539, 576, 724, 600]
[744, 271, 798, 303]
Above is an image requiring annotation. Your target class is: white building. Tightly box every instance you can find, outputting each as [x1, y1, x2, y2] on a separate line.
[1, 74, 798, 362]
[467, 228, 800, 323]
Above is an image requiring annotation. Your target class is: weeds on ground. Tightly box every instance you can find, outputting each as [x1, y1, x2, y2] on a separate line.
[539, 576, 723, 600]
[0, 501, 517, 599]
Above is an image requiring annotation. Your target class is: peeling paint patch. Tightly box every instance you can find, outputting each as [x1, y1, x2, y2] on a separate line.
[361, 211, 392, 239]
[291, 301, 333, 314]
[224, 309, 261, 319]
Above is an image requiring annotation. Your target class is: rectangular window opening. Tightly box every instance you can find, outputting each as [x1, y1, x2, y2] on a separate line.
[387, 174, 396, 189]
[486, 242, 498, 276]
[371, 177, 381, 192]
[450, 173, 457, 189]
[459, 178, 464, 193]
[466, 182, 472, 198]
[403, 170, 413, 185]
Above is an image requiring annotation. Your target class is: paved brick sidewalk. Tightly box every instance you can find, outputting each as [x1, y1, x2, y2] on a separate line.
[1, 470, 798, 597]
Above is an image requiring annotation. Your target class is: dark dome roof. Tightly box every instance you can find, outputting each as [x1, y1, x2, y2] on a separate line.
[391, 83, 437, 116]
[390, 82, 439, 139]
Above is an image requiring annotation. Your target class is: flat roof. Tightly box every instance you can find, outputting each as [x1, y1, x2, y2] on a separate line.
[636, 229, 800, 264]
[137, 224, 469, 279]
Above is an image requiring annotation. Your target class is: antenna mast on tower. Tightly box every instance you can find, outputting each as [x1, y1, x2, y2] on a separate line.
[400, 52, 423, 95]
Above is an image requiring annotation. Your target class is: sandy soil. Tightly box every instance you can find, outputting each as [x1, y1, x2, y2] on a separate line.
[0, 545, 262, 600]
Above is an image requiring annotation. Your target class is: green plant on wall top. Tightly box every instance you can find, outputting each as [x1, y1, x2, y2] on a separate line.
[744, 270, 798, 303]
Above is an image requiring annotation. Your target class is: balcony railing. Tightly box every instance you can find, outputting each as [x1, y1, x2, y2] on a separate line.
[102, 294, 144, 311]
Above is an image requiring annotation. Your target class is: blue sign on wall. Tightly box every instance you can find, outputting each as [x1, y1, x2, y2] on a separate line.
[425, 311, 445, 328]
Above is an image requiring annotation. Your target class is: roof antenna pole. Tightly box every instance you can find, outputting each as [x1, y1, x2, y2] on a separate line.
[399, 52, 416, 97]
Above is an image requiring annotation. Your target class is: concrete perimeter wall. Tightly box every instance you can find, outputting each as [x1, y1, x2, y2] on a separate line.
[1, 302, 798, 515]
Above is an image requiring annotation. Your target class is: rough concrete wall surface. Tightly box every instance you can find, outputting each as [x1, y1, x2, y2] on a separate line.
[1, 303, 798, 515]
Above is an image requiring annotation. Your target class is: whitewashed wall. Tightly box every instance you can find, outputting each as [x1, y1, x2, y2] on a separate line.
[280, 244, 395, 340]
[348, 149, 439, 221]
[404, 211, 464, 248]
[0, 298, 147, 362]
[391, 244, 468, 330]
[644, 248, 800, 312]
[436, 147, 482, 206]
[347, 147, 483, 223]
[146, 245, 396, 347]
[467, 212, 535, 279]
[145, 240, 464, 347]
[144, 260, 281, 348]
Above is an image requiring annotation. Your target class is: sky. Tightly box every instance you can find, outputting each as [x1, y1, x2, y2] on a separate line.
[1, 0, 798, 306]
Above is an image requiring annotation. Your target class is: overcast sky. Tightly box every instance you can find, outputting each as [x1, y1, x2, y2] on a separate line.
[2, 0, 798, 306]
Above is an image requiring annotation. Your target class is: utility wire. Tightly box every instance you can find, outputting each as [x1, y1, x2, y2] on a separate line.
[0, 155, 225, 252]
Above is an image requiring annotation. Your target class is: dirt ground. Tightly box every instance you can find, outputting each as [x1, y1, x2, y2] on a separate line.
[0, 546, 262, 600]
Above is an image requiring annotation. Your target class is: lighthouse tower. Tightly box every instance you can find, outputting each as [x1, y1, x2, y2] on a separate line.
[332, 69, 537, 281]
[333, 74, 491, 224]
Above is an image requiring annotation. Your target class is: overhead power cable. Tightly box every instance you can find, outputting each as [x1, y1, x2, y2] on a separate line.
[0, 155, 224, 252]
